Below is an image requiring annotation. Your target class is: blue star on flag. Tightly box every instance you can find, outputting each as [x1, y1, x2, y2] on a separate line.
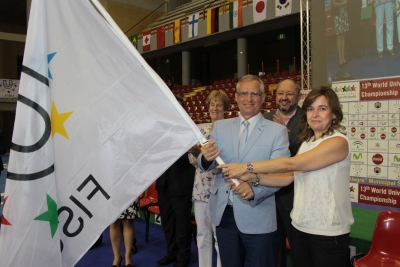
[47, 52, 57, 79]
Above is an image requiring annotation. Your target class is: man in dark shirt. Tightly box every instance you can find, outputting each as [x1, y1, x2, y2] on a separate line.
[263, 79, 303, 267]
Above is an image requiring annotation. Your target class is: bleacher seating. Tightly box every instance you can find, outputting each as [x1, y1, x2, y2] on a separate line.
[176, 65, 312, 124]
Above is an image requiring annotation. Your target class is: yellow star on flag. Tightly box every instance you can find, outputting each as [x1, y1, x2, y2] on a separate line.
[51, 101, 73, 139]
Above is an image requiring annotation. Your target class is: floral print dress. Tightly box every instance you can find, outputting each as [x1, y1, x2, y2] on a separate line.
[189, 123, 217, 202]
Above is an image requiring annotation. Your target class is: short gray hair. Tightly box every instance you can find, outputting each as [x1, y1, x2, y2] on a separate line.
[236, 75, 264, 93]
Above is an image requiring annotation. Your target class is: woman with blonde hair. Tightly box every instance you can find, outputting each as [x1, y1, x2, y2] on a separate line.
[189, 90, 230, 267]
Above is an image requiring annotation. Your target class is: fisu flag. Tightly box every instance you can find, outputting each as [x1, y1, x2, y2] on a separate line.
[0, 0, 204, 266]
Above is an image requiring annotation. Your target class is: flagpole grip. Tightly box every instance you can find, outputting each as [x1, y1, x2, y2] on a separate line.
[199, 138, 239, 186]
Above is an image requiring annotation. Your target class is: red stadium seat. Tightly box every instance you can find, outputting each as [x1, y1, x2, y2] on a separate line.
[353, 211, 400, 267]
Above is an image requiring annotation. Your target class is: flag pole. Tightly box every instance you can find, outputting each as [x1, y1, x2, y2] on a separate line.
[89, 0, 234, 181]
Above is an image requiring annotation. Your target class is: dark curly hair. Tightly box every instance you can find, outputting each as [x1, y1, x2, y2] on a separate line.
[299, 86, 345, 142]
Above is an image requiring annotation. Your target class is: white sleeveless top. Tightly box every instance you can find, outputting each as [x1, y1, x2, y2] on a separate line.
[291, 131, 354, 236]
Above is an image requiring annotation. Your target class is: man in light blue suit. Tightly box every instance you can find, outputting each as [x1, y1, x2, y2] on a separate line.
[198, 75, 290, 267]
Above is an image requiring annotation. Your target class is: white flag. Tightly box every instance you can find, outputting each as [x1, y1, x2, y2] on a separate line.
[253, 0, 267, 23]
[188, 13, 199, 38]
[275, 0, 292, 17]
[0, 0, 203, 266]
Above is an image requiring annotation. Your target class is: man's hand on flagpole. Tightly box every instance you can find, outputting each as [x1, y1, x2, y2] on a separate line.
[229, 179, 255, 201]
[200, 140, 220, 162]
[199, 139, 240, 186]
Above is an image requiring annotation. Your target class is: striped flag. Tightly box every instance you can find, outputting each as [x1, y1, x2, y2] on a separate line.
[0, 0, 203, 266]
[206, 7, 219, 34]
[253, 0, 267, 22]
[188, 13, 199, 38]
[142, 30, 151, 52]
[275, 0, 292, 17]
[173, 19, 182, 44]
[229, 0, 243, 29]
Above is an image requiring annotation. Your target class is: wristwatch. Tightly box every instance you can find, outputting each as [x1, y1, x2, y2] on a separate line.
[246, 162, 253, 173]
[252, 173, 260, 187]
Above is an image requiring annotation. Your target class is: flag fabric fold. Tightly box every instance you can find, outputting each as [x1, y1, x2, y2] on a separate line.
[157, 26, 165, 49]
[142, 30, 151, 51]
[275, 0, 292, 17]
[229, 0, 243, 29]
[206, 8, 219, 34]
[188, 13, 199, 38]
[173, 19, 182, 44]
[0, 0, 203, 266]
[253, 0, 267, 22]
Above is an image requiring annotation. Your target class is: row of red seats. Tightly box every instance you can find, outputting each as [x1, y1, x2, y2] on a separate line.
[174, 72, 312, 102]
[212, 78, 239, 85]
[260, 69, 311, 79]
[187, 101, 277, 124]
[185, 88, 276, 105]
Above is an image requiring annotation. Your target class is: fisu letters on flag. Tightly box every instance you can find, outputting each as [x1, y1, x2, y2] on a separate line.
[0, 0, 205, 266]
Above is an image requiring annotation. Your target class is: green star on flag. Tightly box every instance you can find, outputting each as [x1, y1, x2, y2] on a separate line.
[34, 194, 59, 238]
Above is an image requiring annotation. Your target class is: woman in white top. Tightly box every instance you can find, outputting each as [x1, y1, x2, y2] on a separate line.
[218, 86, 354, 267]
[189, 90, 230, 267]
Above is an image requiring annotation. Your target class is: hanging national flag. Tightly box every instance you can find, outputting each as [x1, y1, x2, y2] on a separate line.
[253, 0, 267, 22]
[188, 13, 199, 38]
[142, 30, 151, 52]
[0, 0, 204, 266]
[275, 0, 292, 17]
[229, 0, 243, 29]
[157, 26, 165, 49]
[173, 19, 182, 43]
[397, 0, 400, 43]
[130, 34, 138, 49]
[206, 7, 219, 34]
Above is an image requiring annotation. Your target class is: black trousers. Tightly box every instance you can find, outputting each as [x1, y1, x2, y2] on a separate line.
[158, 191, 193, 262]
[291, 226, 350, 267]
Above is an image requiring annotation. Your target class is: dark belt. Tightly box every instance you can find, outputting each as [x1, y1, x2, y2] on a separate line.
[225, 205, 233, 211]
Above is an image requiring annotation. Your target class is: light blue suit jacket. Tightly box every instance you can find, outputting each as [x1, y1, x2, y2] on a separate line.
[198, 114, 290, 234]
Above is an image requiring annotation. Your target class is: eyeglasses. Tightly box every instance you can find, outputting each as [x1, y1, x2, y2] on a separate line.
[276, 92, 296, 97]
[237, 91, 263, 98]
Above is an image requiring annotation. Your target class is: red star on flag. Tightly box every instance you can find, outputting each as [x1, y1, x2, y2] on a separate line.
[350, 186, 355, 193]
[1, 196, 12, 226]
